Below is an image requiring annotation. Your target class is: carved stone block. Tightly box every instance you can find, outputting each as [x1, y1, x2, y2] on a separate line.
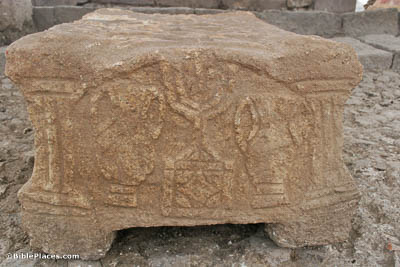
[5, 9, 363, 260]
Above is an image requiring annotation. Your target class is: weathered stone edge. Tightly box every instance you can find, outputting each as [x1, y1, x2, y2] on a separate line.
[10, 6, 400, 74]
[24, 6, 400, 74]
[32, 6, 230, 31]
[31, 6, 400, 38]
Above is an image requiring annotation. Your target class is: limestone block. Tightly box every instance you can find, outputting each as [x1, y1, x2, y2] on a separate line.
[314, 0, 357, 13]
[6, 9, 362, 260]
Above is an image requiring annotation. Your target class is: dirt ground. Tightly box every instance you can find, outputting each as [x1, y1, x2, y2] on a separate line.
[0, 67, 400, 266]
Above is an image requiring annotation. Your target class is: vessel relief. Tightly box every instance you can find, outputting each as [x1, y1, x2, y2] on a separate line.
[90, 85, 166, 208]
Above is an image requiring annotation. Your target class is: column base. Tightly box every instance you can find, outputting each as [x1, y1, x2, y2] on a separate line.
[266, 199, 359, 248]
[21, 211, 116, 260]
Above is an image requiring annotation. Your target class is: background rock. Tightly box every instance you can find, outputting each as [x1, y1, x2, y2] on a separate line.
[0, 47, 5, 75]
[360, 34, 400, 71]
[256, 10, 342, 37]
[32, 7, 55, 32]
[53, 6, 96, 24]
[332, 37, 393, 71]
[31, 0, 87, 6]
[33, 6, 96, 31]
[90, 0, 155, 6]
[368, 0, 400, 10]
[0, 0, 35, 45]
[157, 0, 220, 8]
[342, 8, 399, 37]
[128, 6, 195, 13]
[314, 0, 357, 12]
[221, 0, 287, 10]
[359, 34, 400, 53]
[287, 0, 313, 9]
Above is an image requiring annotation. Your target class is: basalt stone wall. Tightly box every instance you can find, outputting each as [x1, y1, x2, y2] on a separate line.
[314, 0, 357, 13]
[31, 0, 88, 6]
[31, 0, 357, 12]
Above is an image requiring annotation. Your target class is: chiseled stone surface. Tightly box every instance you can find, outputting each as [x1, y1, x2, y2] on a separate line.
[6, 9, 362, 260]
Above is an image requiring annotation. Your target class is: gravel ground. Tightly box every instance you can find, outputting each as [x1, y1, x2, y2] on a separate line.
[0, 66, 399, 266]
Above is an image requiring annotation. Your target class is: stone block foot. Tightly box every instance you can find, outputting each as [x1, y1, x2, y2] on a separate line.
[21, 211, 116, 260]
[265, 199, 358, 248]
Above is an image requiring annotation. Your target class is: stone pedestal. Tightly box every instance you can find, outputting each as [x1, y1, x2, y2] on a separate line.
[6, 9, 362, 260]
